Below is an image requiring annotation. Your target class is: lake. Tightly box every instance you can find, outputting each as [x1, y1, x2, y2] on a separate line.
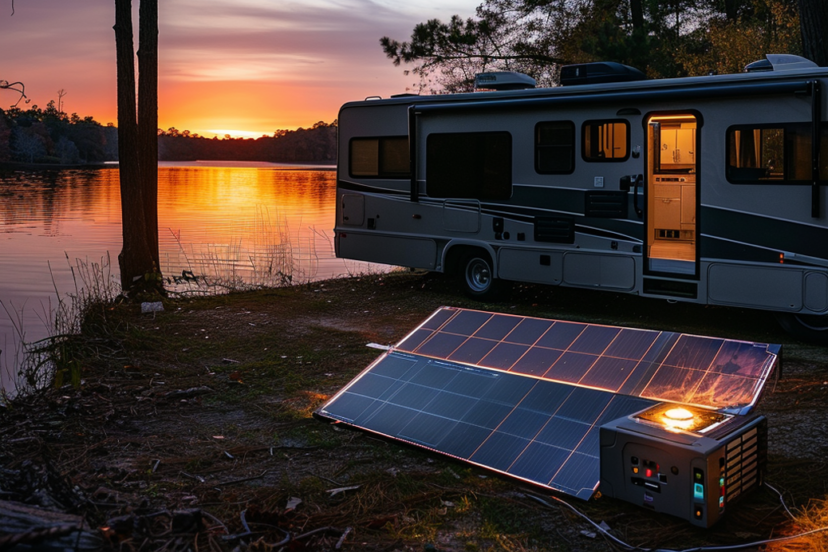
[0, 161, 385, 395]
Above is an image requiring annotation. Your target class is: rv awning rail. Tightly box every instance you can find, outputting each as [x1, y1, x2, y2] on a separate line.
[412, 80, 813, 115]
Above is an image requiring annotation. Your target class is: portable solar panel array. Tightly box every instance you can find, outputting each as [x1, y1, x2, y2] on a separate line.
[314, 307, 781, 526]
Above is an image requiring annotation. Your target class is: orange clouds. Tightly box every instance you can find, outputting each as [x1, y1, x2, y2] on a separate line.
[1, 0, 480, 136]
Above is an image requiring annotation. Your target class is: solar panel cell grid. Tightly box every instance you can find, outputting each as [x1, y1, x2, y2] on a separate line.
[316, 307, 780, 501]
[317, 351, 655, 499]
[396, 307, 778, 413]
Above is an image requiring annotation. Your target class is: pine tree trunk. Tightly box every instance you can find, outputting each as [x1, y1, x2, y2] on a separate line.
[138, 0, 160, 271]
[799, 0, 828, 66]
[114, 0, 161, 294]
[630, 0, 643, 31]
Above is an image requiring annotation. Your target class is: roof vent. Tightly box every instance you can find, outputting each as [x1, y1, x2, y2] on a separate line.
[560, 62, 646, 86]
[474, 72, 536, 91]
[745, 54, 818, 72]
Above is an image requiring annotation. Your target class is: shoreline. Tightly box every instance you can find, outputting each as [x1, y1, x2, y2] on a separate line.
[0, 160, 337, 171]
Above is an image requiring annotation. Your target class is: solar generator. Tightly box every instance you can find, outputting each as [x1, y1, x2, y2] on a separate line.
[315, 307, 780, 527]
[600, 405, 767, 527]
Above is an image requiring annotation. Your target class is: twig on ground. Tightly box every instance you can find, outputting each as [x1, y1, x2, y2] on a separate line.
[215, 470, 268, 488]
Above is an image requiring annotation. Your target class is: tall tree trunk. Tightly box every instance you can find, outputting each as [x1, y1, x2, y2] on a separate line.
[630, 0, 643, 31]
[799, 0, 828, 66]
[138, 0, 159, 270]
[723, 0, 740, 22]
[114, 0, 161, 294]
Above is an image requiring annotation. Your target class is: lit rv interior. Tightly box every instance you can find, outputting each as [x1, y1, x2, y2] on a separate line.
[647, 115, 697, 274]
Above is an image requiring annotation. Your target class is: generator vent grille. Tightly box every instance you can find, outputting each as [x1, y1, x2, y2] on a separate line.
[724, 420, 767, 503]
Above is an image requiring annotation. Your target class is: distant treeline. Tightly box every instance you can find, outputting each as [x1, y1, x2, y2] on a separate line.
[158, 122, 336, 164]
[0, 103, 337, 166]
[0, 103, 118, 165]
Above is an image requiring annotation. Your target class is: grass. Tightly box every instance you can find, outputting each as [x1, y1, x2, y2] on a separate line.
[1, 253, 120, 398]
[2, 271, 828, 550]
[163, 204, 320, 294]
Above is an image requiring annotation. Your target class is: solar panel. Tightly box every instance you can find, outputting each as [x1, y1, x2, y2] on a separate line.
[316, 307, 780, 501]
[396, 307, 779, 414]
[316, 351, 655, 499]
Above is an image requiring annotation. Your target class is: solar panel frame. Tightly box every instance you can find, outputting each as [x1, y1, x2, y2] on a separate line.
[316, 350, 660, 500]
[395, 307, 779, 415]
[316, 307, 780, 501]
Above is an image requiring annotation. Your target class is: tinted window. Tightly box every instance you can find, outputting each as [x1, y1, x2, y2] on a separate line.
[426, 132, 512, 200]
[536, 121, 575, 174]
[583, 120, 629, 162]
[726, 123, 828, 183]
[350, 136, 409, 178]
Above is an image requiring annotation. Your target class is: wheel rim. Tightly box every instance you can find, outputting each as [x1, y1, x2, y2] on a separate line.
[465, 257, 491, 293]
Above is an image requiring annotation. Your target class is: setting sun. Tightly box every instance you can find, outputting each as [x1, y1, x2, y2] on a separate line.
[1, 0, 481, 135]
[206, 129, 271, 139]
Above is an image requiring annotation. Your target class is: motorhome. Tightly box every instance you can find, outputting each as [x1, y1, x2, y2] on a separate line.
[334, 55, 828, 343]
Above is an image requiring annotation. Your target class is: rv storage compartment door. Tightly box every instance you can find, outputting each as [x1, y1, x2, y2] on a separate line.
[708, 264, 803, 310]
[340, 194, 365, 226]
[804, 272, 828, 312]
[442, 200, 480, 233]
[563, 253, 635, 291]
[498, 248, 562, 285]
[338, 234, 437, 269]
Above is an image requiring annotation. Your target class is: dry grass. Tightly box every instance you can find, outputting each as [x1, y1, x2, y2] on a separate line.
[2, 272, 828, 551]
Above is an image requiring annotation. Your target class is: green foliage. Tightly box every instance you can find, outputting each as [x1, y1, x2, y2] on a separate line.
[0, 104, 115, 165]
[381, 0, 805, 90]
[676, 0, 801, 76]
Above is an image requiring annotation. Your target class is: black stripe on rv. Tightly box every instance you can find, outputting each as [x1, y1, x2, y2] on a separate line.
[701, 206, 828, 262]
[337, 180, 409, 196]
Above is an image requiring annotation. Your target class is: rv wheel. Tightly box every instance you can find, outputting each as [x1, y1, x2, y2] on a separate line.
[775, 313, 828, 345]
[461, 254, 503, 300]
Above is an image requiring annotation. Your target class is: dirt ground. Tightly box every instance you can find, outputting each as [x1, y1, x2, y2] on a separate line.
[1, 272, 827, 551]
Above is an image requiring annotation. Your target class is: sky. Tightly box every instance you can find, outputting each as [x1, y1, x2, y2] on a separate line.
[0, 0, 480, 138]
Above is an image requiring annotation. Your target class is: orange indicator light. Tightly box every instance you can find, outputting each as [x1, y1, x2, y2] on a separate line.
[662, 407, 695, 431]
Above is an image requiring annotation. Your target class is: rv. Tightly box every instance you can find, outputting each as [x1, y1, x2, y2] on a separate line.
[334, 54, 828, 343]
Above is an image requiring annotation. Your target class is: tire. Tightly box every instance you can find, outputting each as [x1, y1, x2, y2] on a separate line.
[460, 253, 504, 300]
[775, 313, 828, 345]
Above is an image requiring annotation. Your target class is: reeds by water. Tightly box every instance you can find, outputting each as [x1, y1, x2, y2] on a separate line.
[163, 204, 312, 293]
[1, 253, 118, 399]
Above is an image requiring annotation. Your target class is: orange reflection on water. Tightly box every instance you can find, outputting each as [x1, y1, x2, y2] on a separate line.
[0, 163, 386, 393]
[157, 165, 345, 286]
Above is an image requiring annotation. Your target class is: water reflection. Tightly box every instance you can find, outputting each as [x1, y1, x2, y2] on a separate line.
[0, 163, 385, 394]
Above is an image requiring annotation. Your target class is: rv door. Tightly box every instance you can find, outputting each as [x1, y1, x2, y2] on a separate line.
[645, 114, 699, 277]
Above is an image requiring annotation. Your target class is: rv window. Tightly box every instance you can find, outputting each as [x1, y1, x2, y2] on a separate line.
[350, 136, 410, 178]
[426, 132, 512, 200]
[726, 123, 828, 183]
[582, 120, 629, 162]
[536, 121, 575, 174]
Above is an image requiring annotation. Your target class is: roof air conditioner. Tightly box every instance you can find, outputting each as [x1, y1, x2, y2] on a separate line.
[474, 72, 536, 91]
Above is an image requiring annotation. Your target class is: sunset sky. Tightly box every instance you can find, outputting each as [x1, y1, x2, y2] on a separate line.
[0, 0, 479, 138]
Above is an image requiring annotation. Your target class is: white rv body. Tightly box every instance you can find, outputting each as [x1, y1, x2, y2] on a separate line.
[334, 56, 828, 341]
